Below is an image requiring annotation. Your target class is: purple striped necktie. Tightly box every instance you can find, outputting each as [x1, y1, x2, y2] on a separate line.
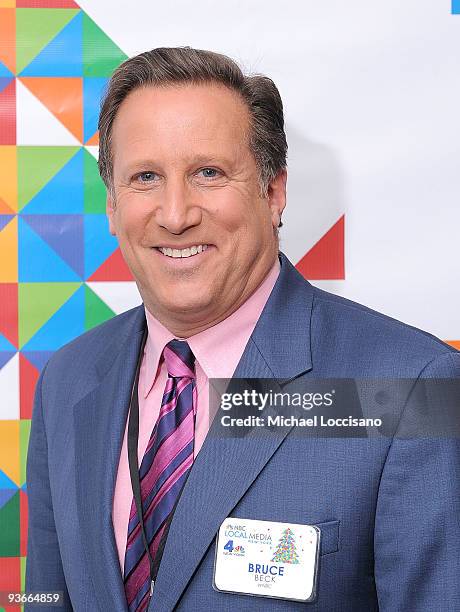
[123, 339, 197, 612]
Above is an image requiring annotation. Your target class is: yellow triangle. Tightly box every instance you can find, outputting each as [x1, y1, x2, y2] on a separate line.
[0, 215, 17, 281]
[0, 420, 20, 487]
[0, 146, 17, 212]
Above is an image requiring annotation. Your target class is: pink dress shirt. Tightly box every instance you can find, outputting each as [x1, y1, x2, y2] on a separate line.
[112, 258, 280, 572]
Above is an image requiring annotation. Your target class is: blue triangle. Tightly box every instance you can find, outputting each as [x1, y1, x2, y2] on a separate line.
[23, 214, 84, 277]
[0, 215, 14, 232]
[0, 470, 18, 490]
[0, 62, 13, 78]
[22, 285, 85, 351]
[22, 148, 84, 214]
[0, 331, 16, 351]
[20, 12, 83, 77]
[0, 76, 13, 94]
[0, 488, 17, 509]
[84, 215, 118, 278]
[21, 483, 27, 492]
[0, 350, 16, 368]
[83, 77, 108, 142]
[19, 216, 81, 281]
[21, 351, 53, 373]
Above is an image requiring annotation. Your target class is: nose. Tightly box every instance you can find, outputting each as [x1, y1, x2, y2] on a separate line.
[154, 175, 202, 234]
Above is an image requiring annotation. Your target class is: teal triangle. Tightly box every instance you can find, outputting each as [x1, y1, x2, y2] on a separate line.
[22, 148, 84, 214]
[20, 12, 83, 77]
[23, 214, 84, 277]
[0, 61, 13, 78]
[18, 216, 81, 281]
[0, 334, 16, 352]
[0, 470, 18, 490]
[84, 214, 118, 278]
[22, 284, 84, 351]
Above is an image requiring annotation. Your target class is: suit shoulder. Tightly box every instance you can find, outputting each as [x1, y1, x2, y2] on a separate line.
[310, 285, 458, 365]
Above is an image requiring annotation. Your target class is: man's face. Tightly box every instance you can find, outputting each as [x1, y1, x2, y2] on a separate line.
[107, 82, 286, 333]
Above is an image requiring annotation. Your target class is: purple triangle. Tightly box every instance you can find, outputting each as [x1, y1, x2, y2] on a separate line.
[0, 77, 13, 94]
[0, 351, 16, 369]
[21, 351, 54, 373]
[0, 214, 14, 232]
[22, 214, 84, 278]
[0, 489, 17, 509]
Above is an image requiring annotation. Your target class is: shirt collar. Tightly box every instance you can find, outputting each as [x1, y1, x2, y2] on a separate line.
[142, 257, 281, 398]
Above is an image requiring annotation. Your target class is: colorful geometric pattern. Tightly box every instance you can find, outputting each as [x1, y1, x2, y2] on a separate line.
[0, 2, 141, 601]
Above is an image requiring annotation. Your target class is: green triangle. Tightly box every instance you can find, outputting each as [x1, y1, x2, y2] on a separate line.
[84, 148, 107, 213]
[16, 9, 80, 75]
[20, 420, 31, 488]
[84, 284, 115, 331]
[18, 146, 79, 210]
[21, 556, 26, 591]
[83, 13, 127, 77]
[19, 282, 80, 347]
[0, 491, 19, 556]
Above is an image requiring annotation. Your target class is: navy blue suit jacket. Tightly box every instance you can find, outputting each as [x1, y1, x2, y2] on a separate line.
[25, 251, 460, 611]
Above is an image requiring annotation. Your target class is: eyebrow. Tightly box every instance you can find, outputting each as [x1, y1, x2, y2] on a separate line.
[124, 155, 234, 174]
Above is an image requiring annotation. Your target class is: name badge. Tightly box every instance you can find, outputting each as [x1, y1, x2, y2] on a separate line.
[213, 517, 320, 602]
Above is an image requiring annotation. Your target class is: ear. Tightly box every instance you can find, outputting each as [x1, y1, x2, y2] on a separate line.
[106, 192, 117, 236]
[267, 168, 287, 230]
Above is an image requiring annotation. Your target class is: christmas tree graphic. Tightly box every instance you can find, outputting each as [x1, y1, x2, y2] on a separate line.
[271, 527, 300, 564]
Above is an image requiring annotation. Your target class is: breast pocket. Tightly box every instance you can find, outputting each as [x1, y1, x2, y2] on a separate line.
[315, 519, 340, 555]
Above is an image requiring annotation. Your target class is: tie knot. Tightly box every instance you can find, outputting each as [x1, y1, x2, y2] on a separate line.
[163, 339, 196, 378]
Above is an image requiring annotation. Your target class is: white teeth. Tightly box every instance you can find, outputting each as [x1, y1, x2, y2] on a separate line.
[158, 244, 209, 258]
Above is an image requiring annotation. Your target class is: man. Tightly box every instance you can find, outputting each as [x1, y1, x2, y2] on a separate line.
[25, 47, 460, 611]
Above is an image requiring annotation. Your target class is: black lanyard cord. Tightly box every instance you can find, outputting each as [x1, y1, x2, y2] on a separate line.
[127, 326, 155, 583]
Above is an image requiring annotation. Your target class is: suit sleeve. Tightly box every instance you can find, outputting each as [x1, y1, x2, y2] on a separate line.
[25, 364, 73, 611]
[374, 351, 460, 611]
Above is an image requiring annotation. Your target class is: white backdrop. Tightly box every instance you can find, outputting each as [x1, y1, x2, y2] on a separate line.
[78, 0, 460, 340]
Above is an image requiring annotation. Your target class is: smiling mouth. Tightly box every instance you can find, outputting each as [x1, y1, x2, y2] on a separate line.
[155, 244, 209, 259]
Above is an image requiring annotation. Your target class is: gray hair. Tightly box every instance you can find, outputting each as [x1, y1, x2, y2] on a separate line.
[97, 46, 287, 200]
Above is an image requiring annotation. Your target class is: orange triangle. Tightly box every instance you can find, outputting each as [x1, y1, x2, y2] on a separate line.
[0, 197, 14, 214]
[19, 76, 83, 141]
[85, 131, 99, 145]
[296, 215, 345, 280]
[446, 340, 460, 350]
[88, 247, 134, 281]
[0, 9, 16, 74]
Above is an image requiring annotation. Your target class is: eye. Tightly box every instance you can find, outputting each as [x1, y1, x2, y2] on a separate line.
[197, 167, 222, 179]
[133, 171, 158, 184]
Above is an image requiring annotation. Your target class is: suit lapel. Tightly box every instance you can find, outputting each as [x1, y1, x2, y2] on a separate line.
[149, 252, 315, 611]
[73, 307, 147, 612]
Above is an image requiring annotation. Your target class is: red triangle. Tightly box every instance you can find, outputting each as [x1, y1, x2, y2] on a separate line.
[0, 555, 20, 591]
[20, 489, 29, 558]
[0, 79, 16, 145]
[17, 1, 80, 7]
[296, 215, 345, 280]
[0, 283, 18, 347]
[20, 353, 39, 420]
[88, 247, 134, 281]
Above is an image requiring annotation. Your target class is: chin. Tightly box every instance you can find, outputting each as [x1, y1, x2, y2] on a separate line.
[160, 294, 213, 315]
